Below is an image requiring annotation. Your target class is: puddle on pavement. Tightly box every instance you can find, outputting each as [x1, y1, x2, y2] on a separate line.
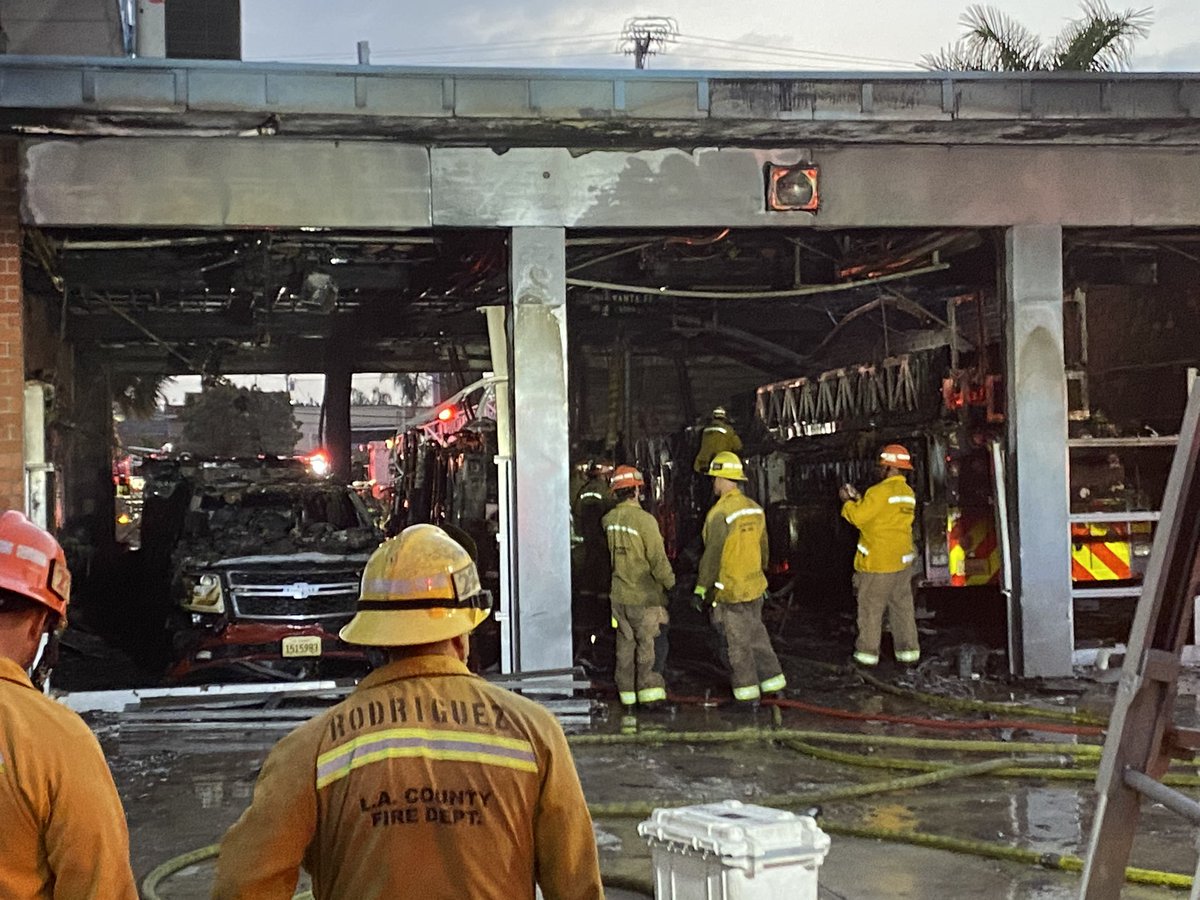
[97, 657, 1197, 899]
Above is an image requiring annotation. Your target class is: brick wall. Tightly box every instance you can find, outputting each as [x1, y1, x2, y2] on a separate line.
[0, 141, 24, 513]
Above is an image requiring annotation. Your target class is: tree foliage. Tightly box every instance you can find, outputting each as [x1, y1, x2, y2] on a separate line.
[113, 372, 169, 419]
[178, 383, 301, 457]
[390, 373, 433, 406]
[922, 1, 1151, 72]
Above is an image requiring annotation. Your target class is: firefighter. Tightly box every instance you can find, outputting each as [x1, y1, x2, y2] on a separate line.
[571, 461, 613, 657]
[0, 511, 138, 900]
[694, 452, 787, 704]
[213, 524, 602, 900]
[839, 443, 921, 668]
[692, 406, 743, 474]
[603, 465, 674, 709]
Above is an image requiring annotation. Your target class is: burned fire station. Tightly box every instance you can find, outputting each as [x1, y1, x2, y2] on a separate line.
[1, 51, 1200, 688]
[10, 1, 1200, 891]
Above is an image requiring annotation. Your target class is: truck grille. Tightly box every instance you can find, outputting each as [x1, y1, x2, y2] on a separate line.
[227, 568, 361, 622]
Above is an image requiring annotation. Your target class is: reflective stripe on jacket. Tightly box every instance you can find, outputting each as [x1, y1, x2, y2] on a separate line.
[603, 500, 676, 606]
[571, 478, 613, 544]
[841, 475, 917, 573]
[692, 420, 743, 473]
[0, 658, 138, 900]
[698, 489, 768, 603]
[213, 655, 602, 900]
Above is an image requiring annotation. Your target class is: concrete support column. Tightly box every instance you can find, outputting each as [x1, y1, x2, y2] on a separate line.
[135, 0, 166, 58]
[67, 357, 114, 550]
[0, 142, 25, 513]
[323, 354, 352, 483]
[509, 227, 572, 672]
[1004, 225, 1073, 677]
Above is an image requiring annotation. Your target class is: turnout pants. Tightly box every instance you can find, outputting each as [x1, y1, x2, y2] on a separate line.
[712, 598, 786, 702]
[853, 567, 920, 665]
[614, 604, 668, 705]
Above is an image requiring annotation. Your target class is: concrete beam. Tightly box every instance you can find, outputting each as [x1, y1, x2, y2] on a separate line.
[22, 139, 433, 228]
[433, 145, 1200, 228]
[23, 139, 1200, 230]
[1004, 225, 1073, 678]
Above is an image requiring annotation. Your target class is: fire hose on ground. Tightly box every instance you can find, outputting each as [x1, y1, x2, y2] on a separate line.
[140, 845, 656, 900]
[576, 737, 1195, 891]
[142, 662, 1172, 896]
[142, 742, 1195, 897]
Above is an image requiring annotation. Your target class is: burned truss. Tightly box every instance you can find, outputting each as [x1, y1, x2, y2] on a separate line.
[755, 354, 934, 439]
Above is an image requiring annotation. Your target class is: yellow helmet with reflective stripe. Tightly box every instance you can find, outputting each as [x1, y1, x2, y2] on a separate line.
[340, 524, 491, 647]
[706, 450, 747, 481]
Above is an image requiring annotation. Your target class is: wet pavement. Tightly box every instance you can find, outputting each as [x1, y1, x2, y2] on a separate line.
[88, 652, 1200, 899]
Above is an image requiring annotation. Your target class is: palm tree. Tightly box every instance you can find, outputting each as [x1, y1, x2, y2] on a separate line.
[112, 372, 169, 419]
[922, 1, 1151, 72]
[390, 373, 432, 407]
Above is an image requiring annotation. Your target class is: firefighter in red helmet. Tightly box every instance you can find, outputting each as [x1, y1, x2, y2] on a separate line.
[0, 511, 138, 899]
[602, 466, 675, 710]
[839, 444, 921, 668]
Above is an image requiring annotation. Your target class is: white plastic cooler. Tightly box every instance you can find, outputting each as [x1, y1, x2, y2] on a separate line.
[637, 800, 831, 900]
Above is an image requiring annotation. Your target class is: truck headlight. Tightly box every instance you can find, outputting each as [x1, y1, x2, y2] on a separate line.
[184, 573, 225, 614]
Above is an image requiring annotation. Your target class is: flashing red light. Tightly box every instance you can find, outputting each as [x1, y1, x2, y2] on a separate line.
[307, 449, 332, 477]
[437, 406, 454, 422]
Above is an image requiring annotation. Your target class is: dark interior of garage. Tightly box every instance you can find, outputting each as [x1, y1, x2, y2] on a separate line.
[18, 223, 1200, 687]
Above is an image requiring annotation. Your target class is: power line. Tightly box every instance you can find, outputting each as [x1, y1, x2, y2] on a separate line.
[246, 27, 918, 71]
[671, 44, 910, 70]
[679, 32, 916, 66]
[256, 32, 615, 62]
[374, 50, 617, 67]
[668, 51, 902, 71]
[677, 33, 917, 68]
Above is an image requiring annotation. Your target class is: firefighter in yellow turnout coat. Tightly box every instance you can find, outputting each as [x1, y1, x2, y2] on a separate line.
[603, 466, 674, 708]
[213, 525, 601, 900]
[840, 444, 921, 667]
[692, 406, 743, 474]
[695, 452, 787, 703]
[0, 512, 138, 900]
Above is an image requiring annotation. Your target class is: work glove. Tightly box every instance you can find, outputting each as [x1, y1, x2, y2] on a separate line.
[690, 586, 707, 613]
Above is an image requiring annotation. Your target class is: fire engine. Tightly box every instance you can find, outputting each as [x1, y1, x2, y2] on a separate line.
[751, 343, 1156, 601]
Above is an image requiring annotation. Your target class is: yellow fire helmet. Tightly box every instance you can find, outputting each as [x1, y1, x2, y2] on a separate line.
[706, 450, 747, 481]
[340, 524, 492, 647]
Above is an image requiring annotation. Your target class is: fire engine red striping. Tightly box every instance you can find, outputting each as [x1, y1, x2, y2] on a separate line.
[1087, 539, 1132, 580]
[972, 530, 997, 566]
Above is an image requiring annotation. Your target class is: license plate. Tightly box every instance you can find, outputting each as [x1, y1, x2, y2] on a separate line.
[282, 635, 323, 658]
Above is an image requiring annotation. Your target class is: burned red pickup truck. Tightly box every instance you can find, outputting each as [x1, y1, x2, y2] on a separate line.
[142, 458, 382, 683]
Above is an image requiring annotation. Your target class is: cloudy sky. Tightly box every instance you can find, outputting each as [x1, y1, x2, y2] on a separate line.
[242, 0, 1198, 71]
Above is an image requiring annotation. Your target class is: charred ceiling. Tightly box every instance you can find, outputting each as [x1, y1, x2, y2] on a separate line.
[564, 227, 994, 381]
[22, 224, 1000, 382]
[25, 228, 508, 377]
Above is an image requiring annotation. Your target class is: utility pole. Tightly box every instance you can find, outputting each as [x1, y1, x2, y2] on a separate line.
[618, 17, 678, 69]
